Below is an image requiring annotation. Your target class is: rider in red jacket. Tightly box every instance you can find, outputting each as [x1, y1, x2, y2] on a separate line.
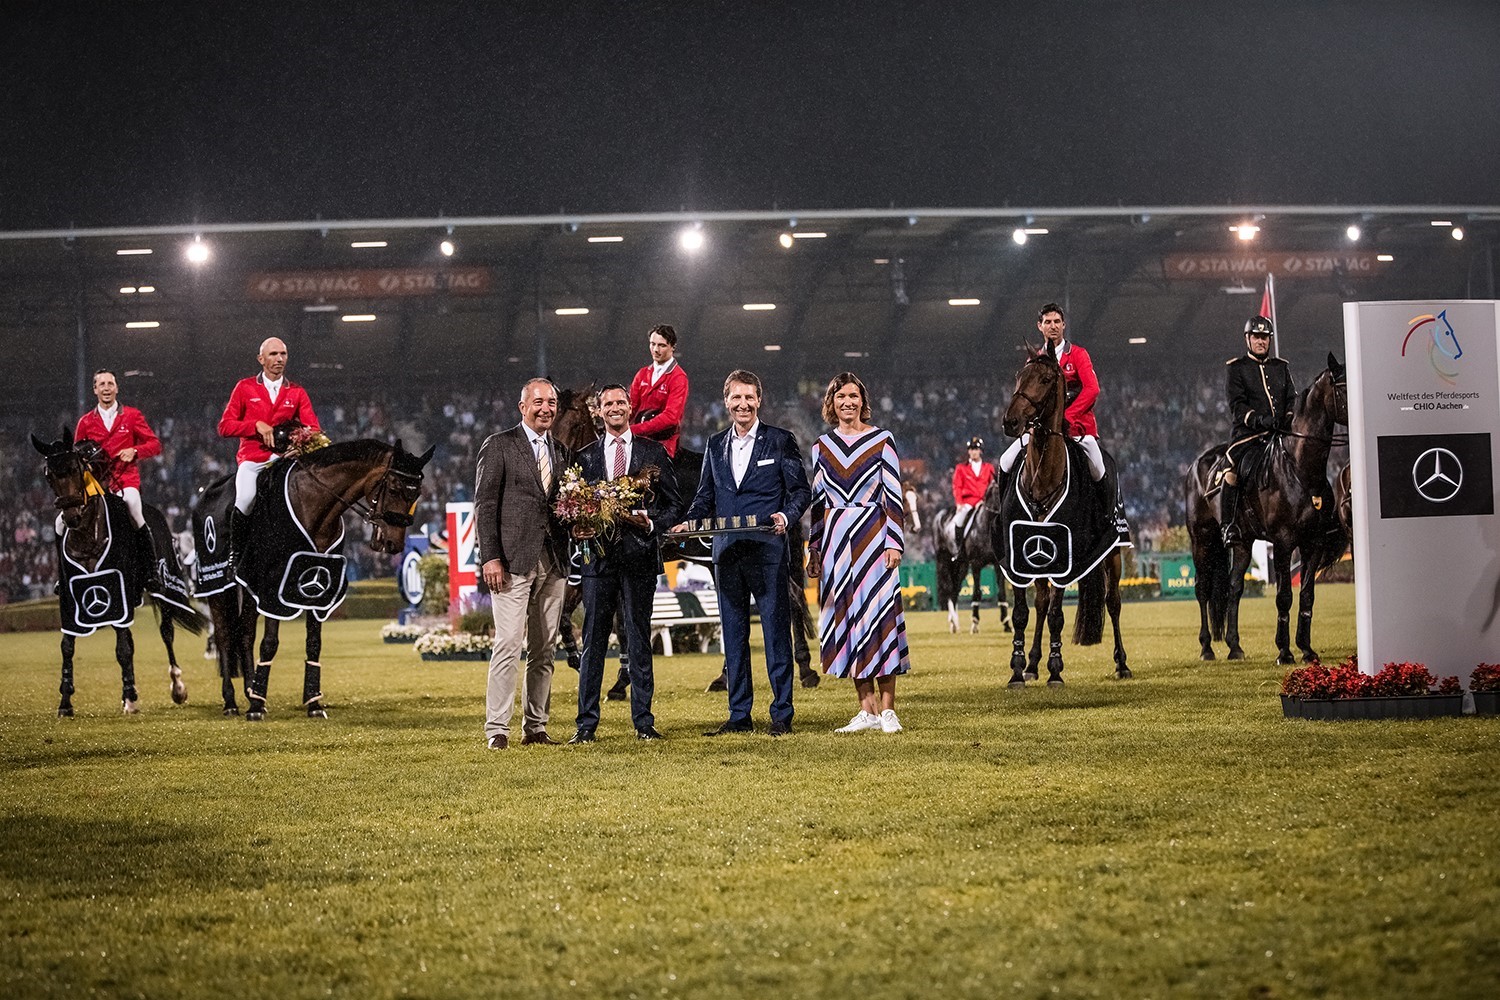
[629, 324, 689, 458]
[949, 436, 994, 547]
[74, 369, 160, 529]
[217, 337, 320, 559]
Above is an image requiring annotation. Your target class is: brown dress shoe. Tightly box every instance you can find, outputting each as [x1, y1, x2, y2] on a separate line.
[487, 734, 508, 750]
[521, 731, 561, 746]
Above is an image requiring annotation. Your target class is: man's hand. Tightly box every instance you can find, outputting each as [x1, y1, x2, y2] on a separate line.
[621, 512, 651, 531]
[481, 558, 510, 593]
[770, 512, 788, 535]
[806, 551, 821, 579]
[669, 522, 689, 534]
[117, 447, 138, 463]
[884, 549, 902, 570]
[571, 525, 597, 540]
[256, 420, 275, 448]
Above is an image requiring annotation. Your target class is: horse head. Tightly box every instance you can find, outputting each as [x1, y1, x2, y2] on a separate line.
[1327, 352, 1349, 425]
[32, 428, 96, 529]
[366, 440, 436, 555]
[1002, 345, 1064, 438]
[554, 383, 601, 452]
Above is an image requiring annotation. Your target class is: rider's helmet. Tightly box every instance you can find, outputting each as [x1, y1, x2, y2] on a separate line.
[1244, 315, 1274, 358]
[966, 436, 984, 451]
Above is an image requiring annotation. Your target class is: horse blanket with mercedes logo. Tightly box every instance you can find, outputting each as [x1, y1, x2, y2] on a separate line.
[996, 439, 1131, 588]
[58, 493, 143, 637]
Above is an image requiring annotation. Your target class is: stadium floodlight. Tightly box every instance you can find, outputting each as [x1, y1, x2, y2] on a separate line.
[350, 240, 388, 248]
[791, 232, 826, 239]
[763, 344, 782, 351]
[125, 321, 160, 329]
[185, 237, 210, 264]
[1230, 223, 1259, 241]
[1430, 220, 1453, 227]
[587, 236, 624, 243]
[1377, 254, 1394, 262]
[303, 304, 339, 312]
[1012, 229, 1028, 245]
[778, 233, 794, 249]
[948, 298, 981, 306]
[116, 248, 152, 256]
[742, 303, 776, 311]
[843, 351, 867, 358]
[120, 286, 137, 294]
[440, 239, 455, 257]
[1346, 224, 1362, 242]
[555, 307, 590, 316]
[1451, 226, 1465, 241]
[137, 285, 155, 293]
[341, 314, 377, 322]
[679, 226, 705, 252]
[1128, 337, 1148, 345]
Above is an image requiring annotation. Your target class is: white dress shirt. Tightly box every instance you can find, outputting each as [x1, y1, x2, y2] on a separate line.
[262, 374, 284, 404]
[97, 402, 120, 432]
[729, 420, 759, 487]
[605, 429, 633, 476]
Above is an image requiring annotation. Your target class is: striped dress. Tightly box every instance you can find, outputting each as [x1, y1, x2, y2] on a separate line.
[809, 427, 911, 679]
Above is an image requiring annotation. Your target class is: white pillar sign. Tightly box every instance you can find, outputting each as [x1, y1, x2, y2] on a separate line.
[1343, 301, 1500, 680]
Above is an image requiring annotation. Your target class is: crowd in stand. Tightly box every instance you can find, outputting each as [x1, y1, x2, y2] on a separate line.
[2, 369, 1251, 603]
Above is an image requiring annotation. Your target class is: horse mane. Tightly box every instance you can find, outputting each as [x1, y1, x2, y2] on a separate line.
[297, 439, 392, 469]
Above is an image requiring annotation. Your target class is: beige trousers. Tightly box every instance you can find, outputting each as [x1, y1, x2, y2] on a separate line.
[484, 553, 567, 740]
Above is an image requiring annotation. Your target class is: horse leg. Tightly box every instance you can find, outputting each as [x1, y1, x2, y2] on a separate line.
[1000, 598, 1011, 633]
[116, 626, 140, 714]
[1193, 539, 1217, 660]
[558, 584, 583, 672]
[159, 610, 187, 705]
[789, 575, 819, 688]
[969, 567, 982, 634]
[1045, 586, 1065, 687]
[1224, 547, 1251, 660]
[606, 607, 630, 701]
[1295, 553, 1319, 663]
[248, 617, 279, 721]
[208, 594, 239, 715]
[947, 597, 959, 634]
[1108, 558, 1131, 679]
[303, 614, 327, 718]
[58, 634, 76, 717]
[1271, 549, 1296, 665]
[1007, 584, 1030, 688]
[1026, 584, 1046, 681]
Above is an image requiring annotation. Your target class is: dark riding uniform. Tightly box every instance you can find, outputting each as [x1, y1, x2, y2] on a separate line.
[1221, 316, 1296, 544]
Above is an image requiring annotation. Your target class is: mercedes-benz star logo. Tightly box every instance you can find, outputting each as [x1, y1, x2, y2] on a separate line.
[81, 585, 112, 618]
[297, 566, 332, 598]
[204, 516, 218, 553]
[1022, 534, 1058, 567]
[1412, 447, 1463, 503]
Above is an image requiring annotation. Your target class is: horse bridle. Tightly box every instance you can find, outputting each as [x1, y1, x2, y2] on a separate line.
[296, 455, 423, 530]
[44, 451, 97, 512]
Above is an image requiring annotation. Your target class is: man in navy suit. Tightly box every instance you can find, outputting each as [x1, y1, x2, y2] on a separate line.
[569, 384, 682, 744]
[673, 370, 811, 737]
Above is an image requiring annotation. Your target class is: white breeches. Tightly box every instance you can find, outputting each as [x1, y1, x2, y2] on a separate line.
[1000, 433, 1103, 480]
[235, 459, 273, 514]
[999, 434, 1028, 473]
[56, 485, 144, 533]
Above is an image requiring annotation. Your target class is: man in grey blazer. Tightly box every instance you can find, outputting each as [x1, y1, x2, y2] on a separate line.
[474, 377, 572, 749]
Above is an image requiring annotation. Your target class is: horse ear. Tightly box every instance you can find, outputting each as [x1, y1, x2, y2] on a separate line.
[393, 438, 407, 456]
[419, 445, 436, 467]
[62, 425, 73, 448]
[1328, 352, 1342, 373]
[31, 433, 50, 456]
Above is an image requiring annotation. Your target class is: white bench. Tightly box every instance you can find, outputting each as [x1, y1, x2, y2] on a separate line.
[650, 590, 722, 656]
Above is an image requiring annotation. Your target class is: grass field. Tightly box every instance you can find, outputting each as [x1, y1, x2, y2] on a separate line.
[2, 584, 1497, 999]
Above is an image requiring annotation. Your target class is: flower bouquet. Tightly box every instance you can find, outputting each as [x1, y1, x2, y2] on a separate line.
[1280, 655, 1463, 720]
[552, 463, 659, 562]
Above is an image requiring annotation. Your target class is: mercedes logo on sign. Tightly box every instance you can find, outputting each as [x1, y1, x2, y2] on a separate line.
[1412, 447, 1463, 503]
[204, 515, 219, 553]
[82, 585, 112, 618]
[297, 566, 332, 598]
[1022, 534, 1058, 568]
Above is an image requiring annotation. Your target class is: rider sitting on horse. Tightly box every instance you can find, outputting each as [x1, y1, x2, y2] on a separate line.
[948, 435, 993, 548]
[217, 336, 321, 564]
[999, 302, 1125, 537]
[71, 368, 163, 577]
[629, 323, 689, 458]
[1221, 315, 1296, 546]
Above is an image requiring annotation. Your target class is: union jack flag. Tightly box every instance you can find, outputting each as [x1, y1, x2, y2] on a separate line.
[445, 502, 477, 613]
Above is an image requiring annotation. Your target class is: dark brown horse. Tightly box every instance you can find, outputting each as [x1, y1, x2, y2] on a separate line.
[1184, 355, 1348, 664]
[994, 347, 1129, 687]
[32, 429, 204, 716]
[197, 438, 433, 719]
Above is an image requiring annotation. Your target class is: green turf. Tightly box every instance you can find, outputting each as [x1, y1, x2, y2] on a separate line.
[2, 585, 1497, 999]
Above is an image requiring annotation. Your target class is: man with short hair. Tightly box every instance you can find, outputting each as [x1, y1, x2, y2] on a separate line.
[217, 337, 320, 560]
[474, 377, 572, 750]
[74, 369, 162, 576]
[569, 383, 681, 744]
[1221, 315, 1296, 546]
[673, 370, 812, 737]
[629, 324, 689, 458]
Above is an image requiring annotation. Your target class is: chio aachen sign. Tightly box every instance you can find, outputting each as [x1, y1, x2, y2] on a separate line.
[1343, 301, 1499, 681]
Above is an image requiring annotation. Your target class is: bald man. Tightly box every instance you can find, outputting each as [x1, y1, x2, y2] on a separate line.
[218, 337, 321, 557]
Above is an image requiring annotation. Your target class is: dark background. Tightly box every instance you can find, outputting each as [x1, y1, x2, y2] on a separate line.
[6, 0, 1499, 230]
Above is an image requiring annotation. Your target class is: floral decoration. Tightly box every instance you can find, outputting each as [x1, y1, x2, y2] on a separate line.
[413, 630, 492, 656]
[1281, 655, 1458, 700]
[1470, 663, 1500, 692]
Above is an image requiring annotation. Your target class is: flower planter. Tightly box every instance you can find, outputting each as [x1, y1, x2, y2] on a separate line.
[1471, 691, 1500, 717]
[419, 651, 489, 662]
[1281, 694, 1465, 721]
[383, 635, 419, 644]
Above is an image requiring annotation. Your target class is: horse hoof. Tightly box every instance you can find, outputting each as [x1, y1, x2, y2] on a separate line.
[970, 623, 980, 635]
[605, 688, 628, 702]
[223, 706, 240, 717]
[1115, 667, 1134, 680]
[1047, 678, 1065, 688]
[1023, 669, 1039, 682]
[1007, 678, 1027, 690]
[566, 653, 581, 672]
[122, 699, 141, 715]
[246, 710, 265, 723]
[948, 622, 958, 634]
[705, 677, 727, 693]
[1301, 651, 1319, 664]
[307, 707, 328, 719]
[1227, 649, 1245, 661]
[800, 672, 820, 689]
[1277, 652, 1296, 666]
[57, 706, 74, 718]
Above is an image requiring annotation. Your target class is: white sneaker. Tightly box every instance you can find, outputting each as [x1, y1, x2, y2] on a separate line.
[835, 711, 882, 733]
[879, 709, 903, 733]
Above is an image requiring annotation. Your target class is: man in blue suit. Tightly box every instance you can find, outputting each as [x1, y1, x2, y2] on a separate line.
[673, 370, 812, 737]
[569, 384, 681, 745]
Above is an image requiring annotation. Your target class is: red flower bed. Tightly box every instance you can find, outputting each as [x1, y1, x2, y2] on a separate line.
[1470, 663, 1500, 692]
[1281, 656, 1458, 699]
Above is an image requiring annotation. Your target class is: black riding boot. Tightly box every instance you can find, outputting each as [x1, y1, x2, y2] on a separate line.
[228, 508, 252, 571]
[136, 524, 160, 590]
[1220, 482, 1243, 546]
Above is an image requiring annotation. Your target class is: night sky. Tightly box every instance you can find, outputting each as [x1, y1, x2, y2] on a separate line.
[5, 1, 1499, 230]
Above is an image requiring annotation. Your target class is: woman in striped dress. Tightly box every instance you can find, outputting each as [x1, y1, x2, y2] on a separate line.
[806, 372, 912, 733]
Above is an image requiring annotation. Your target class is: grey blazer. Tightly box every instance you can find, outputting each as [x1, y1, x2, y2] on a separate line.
[474, 424, 571, 575]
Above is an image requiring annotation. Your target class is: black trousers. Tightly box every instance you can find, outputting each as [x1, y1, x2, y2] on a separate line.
[577, 565, 657, 731]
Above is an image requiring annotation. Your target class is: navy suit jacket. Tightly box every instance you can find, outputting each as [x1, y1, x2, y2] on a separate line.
[574, 435, 681, 576]
[684, 422, 812, 564]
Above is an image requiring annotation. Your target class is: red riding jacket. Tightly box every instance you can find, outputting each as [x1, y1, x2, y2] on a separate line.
[629, 361, 689, 457]
[952, 461, 994, 507]
[1055, 340, 1101, 438]
[218, 374, 320, 463]
[74, 405, 160, 490]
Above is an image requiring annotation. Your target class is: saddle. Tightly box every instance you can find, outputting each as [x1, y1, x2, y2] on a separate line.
[1203, 438, 1274, 500]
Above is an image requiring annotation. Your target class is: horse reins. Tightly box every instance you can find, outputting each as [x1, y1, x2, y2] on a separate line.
[294, 455, 421, 529]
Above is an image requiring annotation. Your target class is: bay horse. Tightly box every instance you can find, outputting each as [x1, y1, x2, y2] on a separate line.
[32, 429, 205, 716]
[196, 437, 433, 720]
[993, 347, 1130, 688]
[932, 482, 1011, 635]
[1183, 355, 1348, 664]
[552, 387, 819, 695]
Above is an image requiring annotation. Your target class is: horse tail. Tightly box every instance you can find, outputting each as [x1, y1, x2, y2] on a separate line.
[155, 596, 208, 636]
[1073, 566, 1105, 646]
[786, 520, 817, 642]
[1207, 541, 1229, 641]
